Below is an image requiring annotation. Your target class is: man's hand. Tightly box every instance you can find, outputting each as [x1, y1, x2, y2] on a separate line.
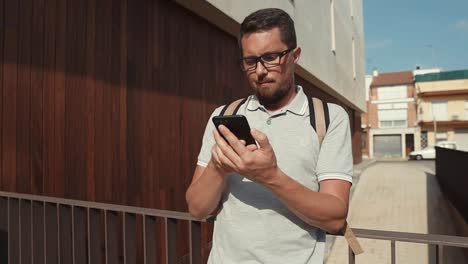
[212, 125, 279, 184]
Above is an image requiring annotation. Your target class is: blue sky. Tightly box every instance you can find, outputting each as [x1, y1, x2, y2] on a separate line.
[363, 0, 468, 74]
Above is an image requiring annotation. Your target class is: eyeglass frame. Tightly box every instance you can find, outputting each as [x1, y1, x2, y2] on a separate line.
[239, 47, 296, 72]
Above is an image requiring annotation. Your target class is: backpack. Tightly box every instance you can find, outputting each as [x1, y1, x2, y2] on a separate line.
[219, 96, 364, 255]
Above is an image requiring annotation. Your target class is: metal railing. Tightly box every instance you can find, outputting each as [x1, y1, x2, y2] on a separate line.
[348, 228, 468, 264]
[0, 191, 205, 264]
[1, 191, 467, 264]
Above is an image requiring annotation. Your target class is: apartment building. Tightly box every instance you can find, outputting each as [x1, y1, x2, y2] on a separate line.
[415, 70, 468, 151]
[363, 70, 418, 158]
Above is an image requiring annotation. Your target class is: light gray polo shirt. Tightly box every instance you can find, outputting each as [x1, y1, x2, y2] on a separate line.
[197, 86, 353, 264]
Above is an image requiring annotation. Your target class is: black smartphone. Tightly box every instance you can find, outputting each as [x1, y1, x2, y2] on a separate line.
[212, 115, 256, 146]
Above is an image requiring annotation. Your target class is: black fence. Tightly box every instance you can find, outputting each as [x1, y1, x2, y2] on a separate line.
[435, 147, 468, 222]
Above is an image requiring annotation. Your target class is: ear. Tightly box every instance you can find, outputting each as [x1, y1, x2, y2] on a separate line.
[293, 47, 301, 63]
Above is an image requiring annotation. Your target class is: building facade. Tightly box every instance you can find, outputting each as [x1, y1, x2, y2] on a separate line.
[415, 70, 468, 151]
[364, 70, 418, 158]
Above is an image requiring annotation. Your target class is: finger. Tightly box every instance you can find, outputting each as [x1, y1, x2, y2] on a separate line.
[215, 126, 248, 168]
[240, 139, 246, 146]
[251, 129, 271, 150]
[212, 128, 228, 147]
[246, 144, 258, 151]
[214, 145, 237, 171]
[218, 125, 248, 156]
[211, 145, 223, 167]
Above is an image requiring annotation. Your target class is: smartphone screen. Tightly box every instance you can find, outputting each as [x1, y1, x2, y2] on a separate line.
[212, 115, 256, 146]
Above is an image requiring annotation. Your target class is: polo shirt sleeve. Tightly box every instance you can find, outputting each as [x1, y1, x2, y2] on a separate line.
[197, 106, 224, 167]
[315, 103, 353, 183]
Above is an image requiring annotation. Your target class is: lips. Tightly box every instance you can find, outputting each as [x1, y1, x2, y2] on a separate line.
[257, 80, 274, 86]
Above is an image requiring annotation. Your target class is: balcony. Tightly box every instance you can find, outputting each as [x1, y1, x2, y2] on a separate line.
[0, 191, 467, 264]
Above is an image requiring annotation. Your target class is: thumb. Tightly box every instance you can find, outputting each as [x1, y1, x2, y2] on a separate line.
[251, 129, 270, 149]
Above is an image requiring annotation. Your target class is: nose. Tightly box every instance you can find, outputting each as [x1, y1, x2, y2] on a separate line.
[255, 60, 268, 77]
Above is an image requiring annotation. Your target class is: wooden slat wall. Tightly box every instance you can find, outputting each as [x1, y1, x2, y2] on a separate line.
[0, 0, 252, 210]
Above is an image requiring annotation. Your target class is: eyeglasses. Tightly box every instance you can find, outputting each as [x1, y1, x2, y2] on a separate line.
[240, 47, 295, 72]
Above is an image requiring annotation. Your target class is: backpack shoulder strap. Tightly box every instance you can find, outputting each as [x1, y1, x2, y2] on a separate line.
[308, 97, 330, 146]
[308, 96, 364, 255]
[219, 97, 248, 116]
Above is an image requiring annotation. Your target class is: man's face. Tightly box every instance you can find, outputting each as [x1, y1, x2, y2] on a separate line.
[240, 27, 300, 106]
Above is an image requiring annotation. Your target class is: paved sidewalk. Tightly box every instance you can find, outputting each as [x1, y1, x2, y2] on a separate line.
[325, 161, 467, 264]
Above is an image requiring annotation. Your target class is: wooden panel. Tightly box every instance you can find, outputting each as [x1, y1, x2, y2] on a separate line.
[0, 198, 8, 263]
[126, 0, 148, 207]
[85, 0, 96, 202]
[16, 0, 33, 194]
[118, 0, 128, 208]
[54, 0, 67, 198]
[0, 0, 4, 190]
[59, 205, 73, 264]
[42, 0, 57, 196]
[30, 0, 45, 195]
[9, 198, 20, 264]
[64, 0, 88, 200]
[32, 201, 45, 264]
[144, 215, 157, 264]
[20, 200, 32, 264]
[44, 203, 58, 264]
[124, 213, 137, 264]
[110, 0, 124, 206]
[88, 208, 104, 264]
[2, 0, 19, 192]
[105, 210, 122, 264]
[73, 206, 87, 264]
[94, 0, 113, 203]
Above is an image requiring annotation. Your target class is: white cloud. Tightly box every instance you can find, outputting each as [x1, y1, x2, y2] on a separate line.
[366, 38, 392, 49]
[455, 19, 468, 31]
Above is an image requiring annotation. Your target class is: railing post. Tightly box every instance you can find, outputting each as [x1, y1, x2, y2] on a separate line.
[189, 221, 202, 264]
[348, 246, 355, 264]
[165, 217, 177, 264]
[391, 240, 396, 264]
[436, 244, 444, 264]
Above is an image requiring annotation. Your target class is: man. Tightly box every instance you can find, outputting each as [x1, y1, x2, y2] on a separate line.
[186, 8, 353, 264]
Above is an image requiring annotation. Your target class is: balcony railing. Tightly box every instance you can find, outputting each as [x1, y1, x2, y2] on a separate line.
[0, 190, 467, 264]
[0, 191, 205, 264]
[349, 228, 468, 264]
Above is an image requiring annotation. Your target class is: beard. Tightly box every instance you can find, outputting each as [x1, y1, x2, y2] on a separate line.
[254, 83, 291, 107]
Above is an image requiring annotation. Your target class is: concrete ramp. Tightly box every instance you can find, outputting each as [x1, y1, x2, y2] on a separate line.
[326, 161, 468, 264]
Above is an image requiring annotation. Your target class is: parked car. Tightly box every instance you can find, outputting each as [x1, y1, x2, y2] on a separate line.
[409, 141, 457, 160]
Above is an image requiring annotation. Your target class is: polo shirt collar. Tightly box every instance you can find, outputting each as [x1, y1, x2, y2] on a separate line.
[246, 85, 308, 116]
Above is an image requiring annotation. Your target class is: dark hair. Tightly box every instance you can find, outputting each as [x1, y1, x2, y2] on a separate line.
[239, 8, 297, 51]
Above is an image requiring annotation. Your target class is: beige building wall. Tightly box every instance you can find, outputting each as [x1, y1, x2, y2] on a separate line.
[416, 77, 468, 149]
[175, 0, 366, 112]
[416, 79, 468, 93]
[418, 95, 468, 121]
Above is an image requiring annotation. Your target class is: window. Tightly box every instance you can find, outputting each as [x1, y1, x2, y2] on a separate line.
[432, 100, 448, 121]
[377, 103, 408, 128]
[436, 132, 448, 143]
[465, 100, 468, 120]
[330, 0, 336, 53]
[377, 86, 407, 100]
[378, 109, 407, 128]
